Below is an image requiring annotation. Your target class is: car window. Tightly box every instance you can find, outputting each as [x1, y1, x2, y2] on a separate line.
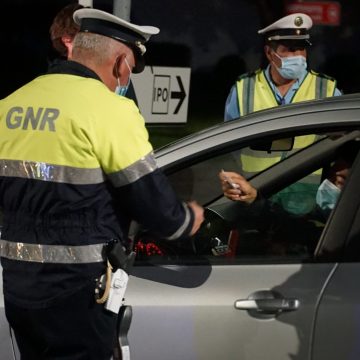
[134, 131, 360, 266]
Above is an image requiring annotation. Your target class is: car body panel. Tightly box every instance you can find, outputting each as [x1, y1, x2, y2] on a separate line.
[126, 263, 335, 360]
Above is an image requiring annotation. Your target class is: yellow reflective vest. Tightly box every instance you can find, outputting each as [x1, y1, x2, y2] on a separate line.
[236, 69, 337, 117]
[236, 69, 337, 174]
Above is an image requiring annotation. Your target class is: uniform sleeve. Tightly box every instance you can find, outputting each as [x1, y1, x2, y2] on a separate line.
[115, 167, 194, 240]
[334, 88, 343, 96]
[224, 85, 240, 121]
[93, 98, 194, 240]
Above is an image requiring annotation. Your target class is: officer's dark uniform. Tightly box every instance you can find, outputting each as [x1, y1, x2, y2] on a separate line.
[0, 9, 195, 360]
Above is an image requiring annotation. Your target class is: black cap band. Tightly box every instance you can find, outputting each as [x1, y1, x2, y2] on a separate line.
[80, 18, 147, 44]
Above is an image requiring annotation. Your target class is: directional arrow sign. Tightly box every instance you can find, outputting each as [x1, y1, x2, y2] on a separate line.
[171, 76, 186, 114]
[131, 66, 191, 124]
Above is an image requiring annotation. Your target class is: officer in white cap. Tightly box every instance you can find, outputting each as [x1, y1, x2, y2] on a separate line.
[223, 13, 343, 216]
[48, 4, 139, 105]
[0, 8, 204, 360]
[224, 12, 342, 121]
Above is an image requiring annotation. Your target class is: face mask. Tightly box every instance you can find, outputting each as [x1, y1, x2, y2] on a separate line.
[115, 58, 132, 96]
[273, 52, 307, 80]
[316, 178, 341, 211]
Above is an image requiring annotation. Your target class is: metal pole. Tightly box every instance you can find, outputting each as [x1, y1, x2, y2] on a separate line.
[78, 0, 93, 7]
[113, 0, 131, 21]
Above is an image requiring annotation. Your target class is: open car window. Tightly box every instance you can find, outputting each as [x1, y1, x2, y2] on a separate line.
[134, 130, 360, 266]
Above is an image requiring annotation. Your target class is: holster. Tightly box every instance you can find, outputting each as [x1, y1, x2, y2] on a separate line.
[106, 239, 136, 274]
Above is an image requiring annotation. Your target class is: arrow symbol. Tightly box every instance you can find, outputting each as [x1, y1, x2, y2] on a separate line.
[171, 76, 186, 114]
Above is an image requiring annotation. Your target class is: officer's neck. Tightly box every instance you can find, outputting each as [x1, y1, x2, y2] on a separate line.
[269, 65, 296, 97]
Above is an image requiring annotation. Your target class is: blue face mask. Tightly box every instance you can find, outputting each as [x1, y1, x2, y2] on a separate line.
[316, 178, 341, 211]
[115, 58, 132, 96]
[273, 52, 307, 80]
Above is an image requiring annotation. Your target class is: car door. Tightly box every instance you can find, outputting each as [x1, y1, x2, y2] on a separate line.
[310, 150, 360, 360]
[126, 126, 359, 360]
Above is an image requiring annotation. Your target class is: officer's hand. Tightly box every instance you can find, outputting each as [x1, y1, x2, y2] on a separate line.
[187, 201, 205, 235]
[219, 171, 257, 204]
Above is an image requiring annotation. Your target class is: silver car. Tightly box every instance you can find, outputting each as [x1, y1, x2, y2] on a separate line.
[2, 93, 360, 360]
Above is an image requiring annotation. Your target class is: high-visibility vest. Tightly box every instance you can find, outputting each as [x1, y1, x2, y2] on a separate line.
[236, 69, 337, 117]
[236, 69, 337, 175]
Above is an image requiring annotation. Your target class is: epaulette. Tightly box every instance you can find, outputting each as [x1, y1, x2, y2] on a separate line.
[237, 69, 261, 81]
[310, 70, 336, 82]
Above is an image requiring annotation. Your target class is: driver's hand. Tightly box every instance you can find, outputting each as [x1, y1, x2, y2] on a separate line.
[187, 201, 205, 235]
[219, 171, 258, 204]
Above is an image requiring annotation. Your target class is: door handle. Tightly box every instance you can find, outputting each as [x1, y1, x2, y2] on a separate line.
[235, 298, 299, 312]
[234, 290, 300, 317]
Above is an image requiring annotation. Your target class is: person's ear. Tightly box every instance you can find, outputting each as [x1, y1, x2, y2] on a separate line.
[264, 45, 273, 62]
[61, 36, 73, 57]
[61, 36, 73, 48]
[112, 54, 126, 79]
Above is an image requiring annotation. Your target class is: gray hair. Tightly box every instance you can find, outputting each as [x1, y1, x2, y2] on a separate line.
[72, 32, 122, 65]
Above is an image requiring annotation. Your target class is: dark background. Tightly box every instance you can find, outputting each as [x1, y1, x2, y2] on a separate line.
[1, 0, 359, 122]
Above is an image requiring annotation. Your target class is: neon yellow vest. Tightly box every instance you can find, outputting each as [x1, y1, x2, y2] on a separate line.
[0, 73, 152, 175]
[237, 69, 337, 174]
[236, 69, 337, 117]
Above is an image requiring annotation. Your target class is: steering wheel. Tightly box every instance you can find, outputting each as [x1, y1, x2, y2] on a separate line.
[191, 207, 233, 255]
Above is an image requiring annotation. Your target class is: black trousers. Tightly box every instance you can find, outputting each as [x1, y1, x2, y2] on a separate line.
[5, 284, 118, 360]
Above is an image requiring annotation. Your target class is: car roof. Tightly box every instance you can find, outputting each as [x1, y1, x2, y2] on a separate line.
[155, 93, 360, 168]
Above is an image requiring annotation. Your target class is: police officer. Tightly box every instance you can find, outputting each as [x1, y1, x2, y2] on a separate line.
[223, 12, 343, 199]
[224, 12, 342, 121]
[48, 3, 138, 104]
[0, 8, 204, 360]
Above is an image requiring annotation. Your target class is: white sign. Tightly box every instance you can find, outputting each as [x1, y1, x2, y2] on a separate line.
[131, 66, 191, 124]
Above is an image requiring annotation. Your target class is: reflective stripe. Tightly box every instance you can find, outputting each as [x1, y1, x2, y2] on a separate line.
[108, 151, 158, 187]
[0, 160, 105, 185]
[315, 76, 328, 99]
[166, 203, 192, 241]
[0, 239, 106, 264]
[242, 76, 255, 116]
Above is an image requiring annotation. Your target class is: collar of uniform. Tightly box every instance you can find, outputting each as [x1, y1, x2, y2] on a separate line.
[264, 65, 308, 103]
[47, 59, 102, 82]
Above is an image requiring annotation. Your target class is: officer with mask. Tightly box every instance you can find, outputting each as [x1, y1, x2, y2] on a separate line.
[224, 12, 342, 121]
[0, 8, 204, 360]
[224, 13, 343, 213]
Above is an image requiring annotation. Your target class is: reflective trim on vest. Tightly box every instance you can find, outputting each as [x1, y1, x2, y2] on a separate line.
[236, 70, 336, 116]
[235, 70, 331, 174]
[0, 159, 105, 185]
[0, 239, 106, 264]
[240, 134, 322, 175]
[241, 150, 280, 173]
[294, 72, 336, 101]
[108, 151, 158, 187]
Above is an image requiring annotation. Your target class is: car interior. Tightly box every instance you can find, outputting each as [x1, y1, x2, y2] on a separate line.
[133, 129, 360, 266]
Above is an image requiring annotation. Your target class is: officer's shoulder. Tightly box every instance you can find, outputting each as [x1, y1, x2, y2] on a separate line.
[237, 69, 261, 81]
[310, 70, 336, 82]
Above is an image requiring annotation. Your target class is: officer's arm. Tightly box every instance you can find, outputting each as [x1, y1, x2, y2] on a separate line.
[95, 101, 203, 240]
